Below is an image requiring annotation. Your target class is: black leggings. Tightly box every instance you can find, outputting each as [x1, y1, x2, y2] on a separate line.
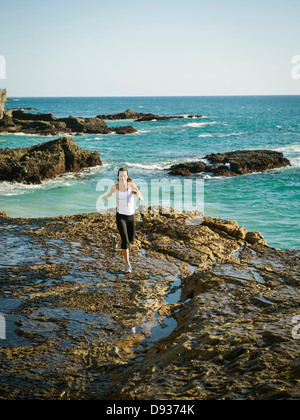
[116, 212, 135, 249]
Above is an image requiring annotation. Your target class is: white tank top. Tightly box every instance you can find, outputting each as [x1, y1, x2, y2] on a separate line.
[116, 184, 135, 215]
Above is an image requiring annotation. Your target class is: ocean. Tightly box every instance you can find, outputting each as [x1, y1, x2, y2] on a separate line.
[0, 96, 299, 250]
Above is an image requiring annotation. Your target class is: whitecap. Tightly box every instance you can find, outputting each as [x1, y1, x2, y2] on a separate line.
[183, 121, 225, 128]
[0, 132, 42, 137]
[135, 130, 149, 135]
[276, 144, 300, 153]
[0, 165, 103, 196]
[123, 162, 170, 170]
[275, 144, 300, 166]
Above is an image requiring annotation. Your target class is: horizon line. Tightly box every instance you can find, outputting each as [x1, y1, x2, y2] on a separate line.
[6, 94, 300, 99]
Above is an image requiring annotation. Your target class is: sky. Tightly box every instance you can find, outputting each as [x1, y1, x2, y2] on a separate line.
[0, 0, 300, 96]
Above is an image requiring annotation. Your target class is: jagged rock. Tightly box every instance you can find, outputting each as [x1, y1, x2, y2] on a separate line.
[168, 150, 291, 177]
[0, 137, 102, 184]
[96, 109, 142, 120]
[245, 231, 268, 246]
[204, 149, 291, 175]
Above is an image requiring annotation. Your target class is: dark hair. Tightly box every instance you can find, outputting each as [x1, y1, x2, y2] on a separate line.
[117, 167, 132, 182]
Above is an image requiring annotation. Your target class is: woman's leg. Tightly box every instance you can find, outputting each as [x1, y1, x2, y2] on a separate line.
[127, 214, 135, 245]
[116, 213, 130, 265]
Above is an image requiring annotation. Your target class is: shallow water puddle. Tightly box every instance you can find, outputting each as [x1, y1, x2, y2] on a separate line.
[212, 262, 266, 283]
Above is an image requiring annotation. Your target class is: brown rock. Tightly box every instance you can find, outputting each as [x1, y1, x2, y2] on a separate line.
[1, 207, 298, 400]
[0, 137, 102, 184]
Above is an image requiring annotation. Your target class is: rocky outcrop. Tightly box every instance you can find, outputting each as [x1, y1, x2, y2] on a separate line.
[0, 137, 102, 184]
[97, 108, 203, 122]
[0, 207, 299, 399]
[0, 107, 205, 135]
[168, 161, 207, 176]
[0, 89, 7, 119]
[0, 110, 137, 136]
[168, 150, 291, 177]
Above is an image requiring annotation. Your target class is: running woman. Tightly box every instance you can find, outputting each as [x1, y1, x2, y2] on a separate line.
[102, 167, 144, 273]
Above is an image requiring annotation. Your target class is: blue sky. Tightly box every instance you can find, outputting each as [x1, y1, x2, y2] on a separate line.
[0, 0, 300, 96]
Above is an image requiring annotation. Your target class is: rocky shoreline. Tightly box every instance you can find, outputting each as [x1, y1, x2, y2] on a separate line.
[0, 108, 203, 136]
[0, 207, 299, 400]
[0, 110, 137, 136]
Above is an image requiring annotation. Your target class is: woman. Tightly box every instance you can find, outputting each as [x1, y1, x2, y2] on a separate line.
[102, 167, 144, 273]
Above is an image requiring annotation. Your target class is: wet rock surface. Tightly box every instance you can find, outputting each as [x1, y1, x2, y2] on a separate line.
[168, 150, 291, 177]
[0, 207, 299, 400]
[0, 137, 102, 184]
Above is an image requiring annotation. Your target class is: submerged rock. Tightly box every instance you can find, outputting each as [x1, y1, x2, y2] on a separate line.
[168, 149, 291, 177]
[0, 207, 299, 400]
[0, 137, 102, 184]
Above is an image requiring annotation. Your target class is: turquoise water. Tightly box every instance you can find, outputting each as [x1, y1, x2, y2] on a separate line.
[0, 96, 299, 249]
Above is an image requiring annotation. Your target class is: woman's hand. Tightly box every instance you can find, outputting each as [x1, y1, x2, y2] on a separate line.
[102, 194, 107, 202]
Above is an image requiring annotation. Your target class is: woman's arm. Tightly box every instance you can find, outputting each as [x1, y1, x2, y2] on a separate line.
[102, 184, 117, 201]
[130, 182, 144, 201]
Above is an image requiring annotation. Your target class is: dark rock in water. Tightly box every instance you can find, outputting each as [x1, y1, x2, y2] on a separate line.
[97, 108, 203, 122]
[168, 166, 192, 176]
[168, 150, 291, 177]
[204, 149, 291, 175]
[58, 116, 110, 134]
[12, 110, 57, 122]
[113, 125, 138, 135]
[0, 137, 102, 184]
[0, 110, 137, 136]
[96, 109, 142, 120]
[135, 113, 177, 122]
[168, 161, 206, 176]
